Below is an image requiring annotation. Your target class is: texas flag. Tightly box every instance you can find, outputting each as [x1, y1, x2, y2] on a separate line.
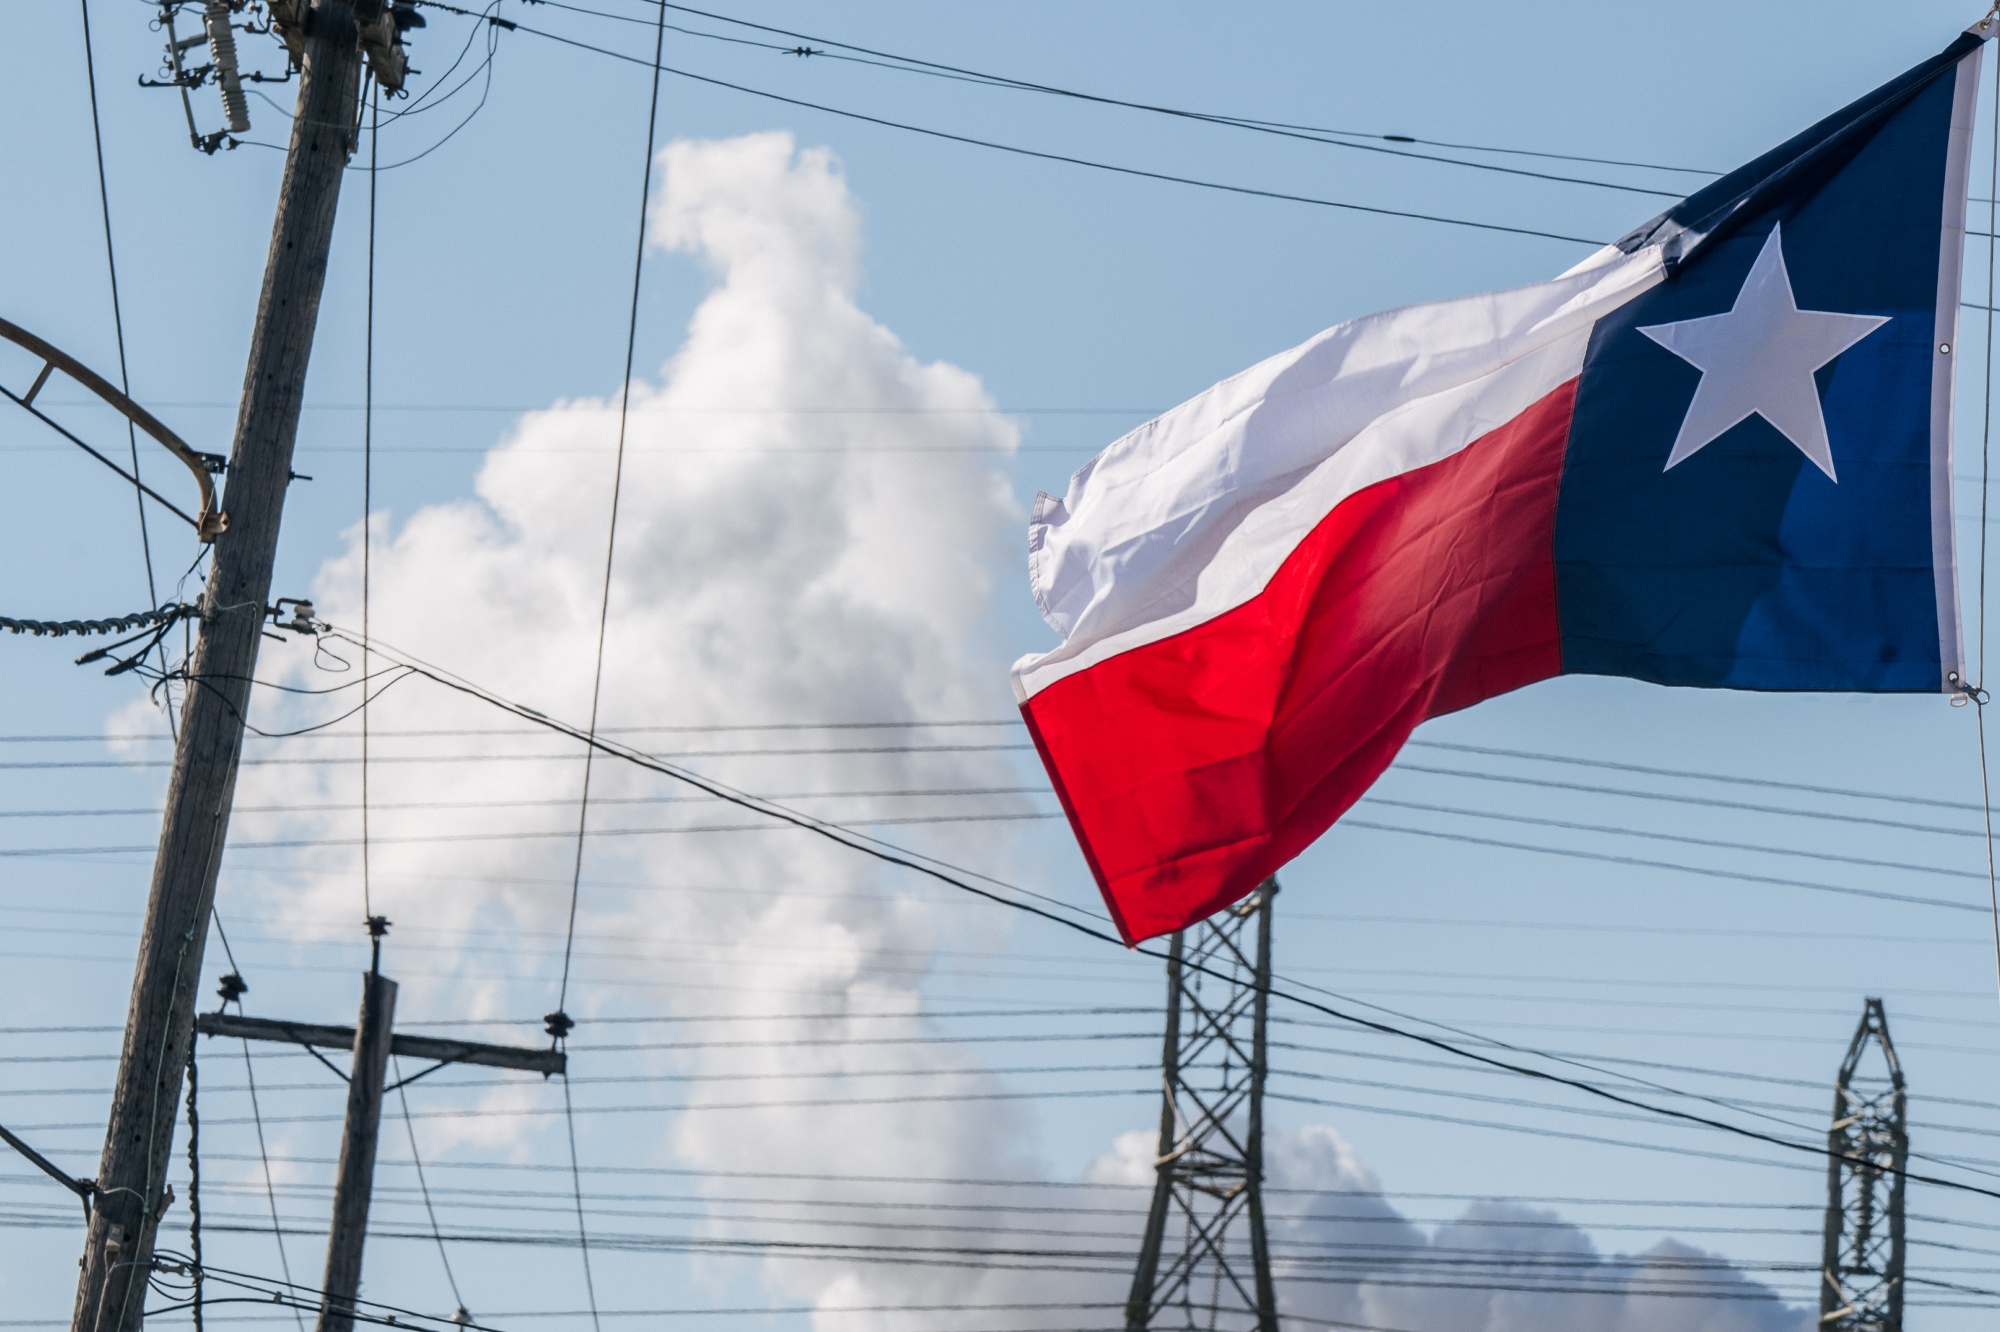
[1015, 25, 1993, 943]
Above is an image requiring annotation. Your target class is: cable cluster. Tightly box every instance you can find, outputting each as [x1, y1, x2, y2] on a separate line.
[0, 602, 198, 639]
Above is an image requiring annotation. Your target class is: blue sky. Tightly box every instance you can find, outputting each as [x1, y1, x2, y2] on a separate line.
[3, 2, 1999, 1330]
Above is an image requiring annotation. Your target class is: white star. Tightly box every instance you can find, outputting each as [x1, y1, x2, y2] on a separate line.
[1637, 224, 1888, 482]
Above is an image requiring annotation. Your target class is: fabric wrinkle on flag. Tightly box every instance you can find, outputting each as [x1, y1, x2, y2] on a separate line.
[1017, 243, 1666, 699]
[1014, 25, 1992, 943]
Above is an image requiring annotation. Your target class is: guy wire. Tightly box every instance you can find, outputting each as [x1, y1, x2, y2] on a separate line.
[562, 1075, 601, 1332]
[240, 1021, 306, 1331]
[556, 8, 670, 1330]
[363, 86, 379, 923]
[79, 0, 168, 731]
[211, 909, 305, 1332]
[1980, 47, 2000, 1014]
[558, 0, 668, 1018]
[394, 1057, 468, 1318]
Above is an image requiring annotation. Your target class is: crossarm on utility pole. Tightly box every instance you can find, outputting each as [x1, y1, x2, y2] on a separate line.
[194, 1011, 566, 1075]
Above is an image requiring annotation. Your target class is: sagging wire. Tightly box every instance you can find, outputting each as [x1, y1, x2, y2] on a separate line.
[70, 605, 204, 679]
[393, 1058, 470, 1323]
[364, 79, 378, 924]
[147, 1254, 511, 1331]
[410, 0, 1604, 248]
[305, 619, 2000, 1207]
[370, 9, 504, 170]
[206, 913, 307, 1332]
[151, 661, 421, 740]
[508, 0, 1714, 193]
[1979, 40, 2000, 1016]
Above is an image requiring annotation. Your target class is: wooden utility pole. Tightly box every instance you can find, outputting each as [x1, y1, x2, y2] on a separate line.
[71, 5, 373, 1329]
[193, 926, 564, 1329]
[320, 922, 397, 1332]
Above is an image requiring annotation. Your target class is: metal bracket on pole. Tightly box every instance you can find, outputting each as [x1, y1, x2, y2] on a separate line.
[0, 1120, 95, 1219]
[0, 315, 226, 540]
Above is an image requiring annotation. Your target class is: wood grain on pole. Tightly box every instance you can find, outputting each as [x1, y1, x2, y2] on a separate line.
[317, 973, 397, 1332]
[69, 5, 365, 1329]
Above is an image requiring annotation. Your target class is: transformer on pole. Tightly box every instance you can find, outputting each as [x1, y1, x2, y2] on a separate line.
[1126, 879, 1279, 1332]
[1821, 998, 1907, 1332]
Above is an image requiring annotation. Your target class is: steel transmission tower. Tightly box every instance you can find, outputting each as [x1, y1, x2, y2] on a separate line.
[1126, 879, 1280, 1332]
[1821, 998, 1907, 1332]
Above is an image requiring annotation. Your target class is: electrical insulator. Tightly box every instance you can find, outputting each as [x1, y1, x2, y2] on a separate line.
[203, 2, 250, 135]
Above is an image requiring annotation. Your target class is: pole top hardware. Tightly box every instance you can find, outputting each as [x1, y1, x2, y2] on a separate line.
[543, 1010, 575, 1042]
[216, 972, 248, 1005]
[278, 0, 426, 100]
[370, 3, 428, 83]
[367, 915, 391, 975]
[140, 0, 294, 155]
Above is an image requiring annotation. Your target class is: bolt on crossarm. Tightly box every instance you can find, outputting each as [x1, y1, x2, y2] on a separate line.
[1126, 879, 1280, 1332]
[1820, 997, 1907, 1332]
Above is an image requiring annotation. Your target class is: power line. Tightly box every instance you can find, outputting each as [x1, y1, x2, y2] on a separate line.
[138, 1156, 1852, 1214]
[1342, 817, 1983, 915]
[149, 627, 2000, 1209]
[133, 1229, 1884, 1308]
[1364, 795, 1987, 882]
[8, 1062, 1158, 1101]
[517, 0, 1726, 183]
[393, 1060, 468, 1321]
[411, 0, 1605, 246]
[515, 0, 1694, 197]
[9, 719, 1980, 818]
[31, 398, 1158, 416]
[126, 1177, 1832, 1236]
[0, 787, 1053, 819]
[234, 1024, 307, 1332]
[362, 79, 379, 926]
[553, 7, 669, 1324]
[0, 742, 1035, 768]
[1407, 739, 1986, 812]
[6, 809, 1983, 924]
[1392, 760, 1986, 839]
[0, 719, 1024, 742]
